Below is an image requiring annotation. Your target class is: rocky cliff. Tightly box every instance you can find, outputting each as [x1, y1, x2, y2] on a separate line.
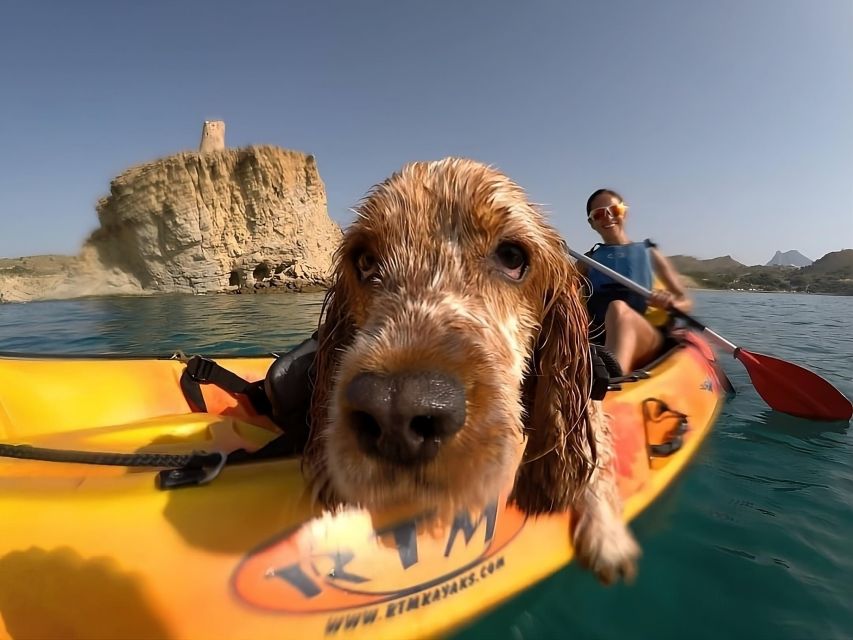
[0, 145, 341, 302]
[85, 145, 341, 294]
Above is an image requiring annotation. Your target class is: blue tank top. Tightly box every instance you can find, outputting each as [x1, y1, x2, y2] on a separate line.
[586, 240, 654, 291]
[585, 240, 655, 327]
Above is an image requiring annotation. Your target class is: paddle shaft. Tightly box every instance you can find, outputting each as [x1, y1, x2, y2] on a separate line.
[568, 248, 739, 353]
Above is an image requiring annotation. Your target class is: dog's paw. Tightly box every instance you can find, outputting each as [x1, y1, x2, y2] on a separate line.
[572, 514, 641, 585]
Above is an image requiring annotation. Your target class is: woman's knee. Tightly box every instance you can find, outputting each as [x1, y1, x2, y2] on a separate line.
[605, 300, 634, 323]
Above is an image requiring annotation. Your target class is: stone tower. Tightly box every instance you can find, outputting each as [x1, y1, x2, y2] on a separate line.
[199, 120, 225, 152]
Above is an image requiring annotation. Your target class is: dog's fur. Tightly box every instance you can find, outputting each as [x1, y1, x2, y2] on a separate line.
[302, 158, 639, 583]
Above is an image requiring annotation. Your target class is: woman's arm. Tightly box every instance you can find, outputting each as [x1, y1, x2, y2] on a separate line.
[649, 247, 693, 313]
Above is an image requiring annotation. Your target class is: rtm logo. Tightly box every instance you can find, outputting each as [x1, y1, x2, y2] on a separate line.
[232, 499, 526, 613]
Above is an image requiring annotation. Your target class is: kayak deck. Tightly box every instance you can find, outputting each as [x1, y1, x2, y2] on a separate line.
[0, 332, 726, 639]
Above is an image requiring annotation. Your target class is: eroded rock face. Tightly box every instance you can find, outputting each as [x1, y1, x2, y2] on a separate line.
[84, 145, 341, 294]
[0, 145, 341, 303]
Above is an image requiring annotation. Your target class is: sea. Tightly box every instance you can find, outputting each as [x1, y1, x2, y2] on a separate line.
[0, 290, 850, 640]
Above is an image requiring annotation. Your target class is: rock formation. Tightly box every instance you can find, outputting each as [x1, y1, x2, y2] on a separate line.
[0, 132, 342, 303]
[85, 145, 340, 294]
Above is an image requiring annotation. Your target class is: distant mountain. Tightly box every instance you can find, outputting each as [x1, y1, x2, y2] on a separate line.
[668, 250, 853, 296]
[669, 255, 745, 273]
[766, 250, 812, 268]
[798, 249, 853, 276]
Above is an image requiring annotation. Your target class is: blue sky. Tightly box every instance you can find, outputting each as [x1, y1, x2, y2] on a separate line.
[1, 0, 850, 266]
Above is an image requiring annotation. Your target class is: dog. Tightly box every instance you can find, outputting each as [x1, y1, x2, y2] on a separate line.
[301, 158, 639, 584]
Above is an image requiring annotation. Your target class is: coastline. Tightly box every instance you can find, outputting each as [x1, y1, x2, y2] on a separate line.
[3, 254, 851, 305]
[0, 254, 331, 304]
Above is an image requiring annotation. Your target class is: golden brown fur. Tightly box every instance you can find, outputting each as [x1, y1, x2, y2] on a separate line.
[303, 158, 639, 583]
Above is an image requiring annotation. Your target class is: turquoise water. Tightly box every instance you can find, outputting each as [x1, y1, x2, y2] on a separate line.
[0, 290, 850, 639]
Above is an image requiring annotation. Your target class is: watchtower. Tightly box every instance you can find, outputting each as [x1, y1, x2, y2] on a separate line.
[199, 120, 225, 152]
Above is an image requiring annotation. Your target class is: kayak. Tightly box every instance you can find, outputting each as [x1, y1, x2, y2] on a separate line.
[0, 330, 727, 640]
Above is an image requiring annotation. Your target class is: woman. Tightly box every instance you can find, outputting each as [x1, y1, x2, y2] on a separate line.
[580, 188, 692, 374]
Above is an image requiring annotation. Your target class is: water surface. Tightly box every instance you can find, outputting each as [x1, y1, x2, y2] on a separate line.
[0, 290, 850, 639]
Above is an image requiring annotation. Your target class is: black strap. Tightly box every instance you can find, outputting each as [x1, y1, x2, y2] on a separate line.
[180, 355, 271, 416]
[590, 346, 610, 400]
[586, 242, 605, 257]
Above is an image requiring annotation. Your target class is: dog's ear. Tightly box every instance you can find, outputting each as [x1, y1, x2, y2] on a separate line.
[512, 255, 596, 514]
[302, 266, 357, 505]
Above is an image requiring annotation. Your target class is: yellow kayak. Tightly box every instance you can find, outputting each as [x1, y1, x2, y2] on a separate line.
[0, 330, 727, 639]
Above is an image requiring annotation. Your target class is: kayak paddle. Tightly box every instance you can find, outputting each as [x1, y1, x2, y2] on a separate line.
[569, 248, 853, 422]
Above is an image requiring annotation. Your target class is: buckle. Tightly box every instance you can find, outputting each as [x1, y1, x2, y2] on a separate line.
[157, 451, 227, 490]
[650, 436, 683, 457]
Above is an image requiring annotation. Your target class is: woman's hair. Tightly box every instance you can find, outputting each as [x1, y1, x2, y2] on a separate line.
[586, 188, 623, 215]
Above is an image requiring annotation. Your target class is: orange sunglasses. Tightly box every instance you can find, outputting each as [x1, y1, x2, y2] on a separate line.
[588, 202, 628, 223]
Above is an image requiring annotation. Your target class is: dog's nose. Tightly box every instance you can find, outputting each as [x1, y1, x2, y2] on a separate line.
[345, 371, 466, 464]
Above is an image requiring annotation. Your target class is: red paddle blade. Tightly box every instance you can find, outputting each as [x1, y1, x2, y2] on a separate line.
[735, 349, 853, 422]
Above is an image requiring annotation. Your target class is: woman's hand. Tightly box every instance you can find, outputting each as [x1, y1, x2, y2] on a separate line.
[648, 288, 675, 310]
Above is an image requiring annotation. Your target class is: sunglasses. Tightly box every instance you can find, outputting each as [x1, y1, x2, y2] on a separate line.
[588, 202, 628, 223]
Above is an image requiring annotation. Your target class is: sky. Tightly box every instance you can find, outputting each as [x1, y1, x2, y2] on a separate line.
[0, 0, 851, 266]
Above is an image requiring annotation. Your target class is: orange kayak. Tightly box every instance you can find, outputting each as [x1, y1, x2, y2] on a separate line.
[0, 330, 726, 639]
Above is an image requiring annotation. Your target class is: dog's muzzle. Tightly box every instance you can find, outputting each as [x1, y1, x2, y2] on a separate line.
[344, 371, 466, 465]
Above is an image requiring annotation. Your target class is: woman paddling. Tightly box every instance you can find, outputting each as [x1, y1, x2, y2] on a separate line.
[580, 188, 693, 374]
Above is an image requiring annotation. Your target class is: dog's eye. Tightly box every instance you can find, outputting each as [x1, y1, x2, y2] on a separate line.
[494, 242, 528, 280]
[354, 250, 379, 282]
